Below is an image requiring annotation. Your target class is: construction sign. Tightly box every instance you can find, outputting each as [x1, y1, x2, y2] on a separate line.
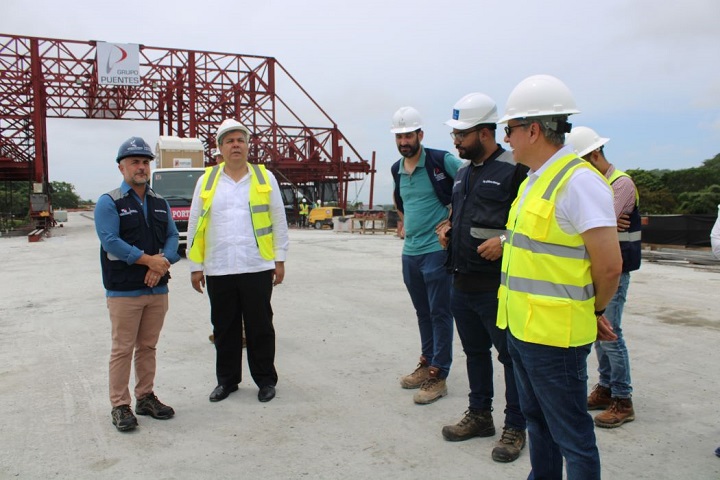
[96, 42, 140, 86]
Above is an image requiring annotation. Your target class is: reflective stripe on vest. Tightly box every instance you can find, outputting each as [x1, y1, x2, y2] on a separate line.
[187, 164, 222, 263]
[618, 231, 641, 242]
[497, 154, 601, 348]
[470, 227, 506, 239]
[248, 163, 275, 260]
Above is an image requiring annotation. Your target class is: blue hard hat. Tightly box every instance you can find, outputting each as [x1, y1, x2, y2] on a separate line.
[116, 137, 154, 163]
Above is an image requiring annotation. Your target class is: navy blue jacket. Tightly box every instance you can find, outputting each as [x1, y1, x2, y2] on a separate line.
[448, 147, 527, 291]
[100, 188, 171, 291]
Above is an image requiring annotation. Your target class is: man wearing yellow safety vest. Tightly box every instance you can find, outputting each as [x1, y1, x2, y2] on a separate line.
[187, 118, 289, 404]
[299, 198, 309, 228]
[566, 126, 641, 429]
[496, 75, 622, 480]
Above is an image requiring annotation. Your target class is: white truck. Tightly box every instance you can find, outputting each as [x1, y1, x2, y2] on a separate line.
[151, 137, 206, 255]
[151, 167, 205, 255]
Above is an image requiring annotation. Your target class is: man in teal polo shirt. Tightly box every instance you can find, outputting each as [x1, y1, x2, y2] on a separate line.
[391, 106, 463, 404]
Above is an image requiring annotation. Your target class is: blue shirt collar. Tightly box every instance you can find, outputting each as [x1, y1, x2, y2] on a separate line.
[120, 180, 148, 200]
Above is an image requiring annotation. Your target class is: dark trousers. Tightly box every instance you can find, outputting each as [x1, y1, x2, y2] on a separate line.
[206, 271, 277, 388]
[450, 288, 525, 430]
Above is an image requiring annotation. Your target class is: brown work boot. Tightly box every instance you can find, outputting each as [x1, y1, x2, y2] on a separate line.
[413, 367, 447, 404]
[594, 397, 635, 428]
[442, 409, 495, 441]
[587, 384, 612, 410]
[492, 427, 526, 463]
[135, 392, 175, 420]
[400, 356, 430, 389]
[111, 405, 138, 432]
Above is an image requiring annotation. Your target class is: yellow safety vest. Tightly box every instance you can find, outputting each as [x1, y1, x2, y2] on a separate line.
[188, 163, 275, 263]
[497, 153, 608, 348]
[299, 204, 309, 215]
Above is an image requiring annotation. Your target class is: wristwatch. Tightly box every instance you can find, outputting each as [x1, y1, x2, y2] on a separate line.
[499, 234, 507, 246]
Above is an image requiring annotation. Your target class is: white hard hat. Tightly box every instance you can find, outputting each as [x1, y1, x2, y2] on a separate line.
[445, 93, 499, 130]
[566, 126, 610, 157]
[390, 107, 422, 134]
[211, 148, 222, 157]
[216, 118, 251, 145]
[498, 74, 580, 124]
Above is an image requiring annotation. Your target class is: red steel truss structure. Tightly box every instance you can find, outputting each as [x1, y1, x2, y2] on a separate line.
[0, 33, 376, 227]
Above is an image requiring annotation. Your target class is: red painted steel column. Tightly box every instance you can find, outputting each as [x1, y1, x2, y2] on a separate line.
[30, 38, 48, 186]
[369, 151, 376, 209]
[188, 51, 197, 137]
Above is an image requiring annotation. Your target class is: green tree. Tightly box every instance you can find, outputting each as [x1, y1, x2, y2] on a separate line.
[677, 184, 720, 214]
[50, 181, 80, 209]
[626, 169, 677, 214]
[701, 153, 720, 169]
[0, 181, 30, 217]
[658, 154, 720, 195]
[626, 169, 663, 191]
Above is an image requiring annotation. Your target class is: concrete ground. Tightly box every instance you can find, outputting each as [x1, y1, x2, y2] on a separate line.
[1, 211, 719, 480]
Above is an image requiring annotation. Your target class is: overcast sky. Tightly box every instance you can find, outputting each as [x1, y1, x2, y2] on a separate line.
[2, 0, 719, 205]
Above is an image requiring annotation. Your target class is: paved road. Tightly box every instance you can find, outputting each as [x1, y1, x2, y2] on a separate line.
[1, 212, 719, 479]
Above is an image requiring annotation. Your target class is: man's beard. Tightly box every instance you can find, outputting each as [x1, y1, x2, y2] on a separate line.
[131, 174, 148, 186]
[458, 142, 485, 162]
[397, 142, 420, 159]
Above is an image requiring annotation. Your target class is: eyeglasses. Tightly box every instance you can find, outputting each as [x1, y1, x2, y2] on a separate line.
[504, 123, 528, 137]
[449, 128, 480, 141]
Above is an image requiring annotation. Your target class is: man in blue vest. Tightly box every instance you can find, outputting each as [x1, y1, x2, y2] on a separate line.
[390, 106, 463, 404]
[94, 136, 181, 432]
[187, 119, 289, 404]
[437, 93, 528, 462]
[566, 126, 641, 428]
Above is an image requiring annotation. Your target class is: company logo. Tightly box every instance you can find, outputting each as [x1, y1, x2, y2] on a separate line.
[105, 45, 128, 74]
[452, 108, 460, 120]
[433, 167, 446, 181]
[119, 207, 138, 217]
[171, 207, 191, 220]
[97, 42, 140, 86]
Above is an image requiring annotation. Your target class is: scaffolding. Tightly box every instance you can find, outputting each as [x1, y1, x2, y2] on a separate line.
[0, 33, 377, 229]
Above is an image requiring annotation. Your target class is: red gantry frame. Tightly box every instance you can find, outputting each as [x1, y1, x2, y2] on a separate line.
[0, 33, 377, 228]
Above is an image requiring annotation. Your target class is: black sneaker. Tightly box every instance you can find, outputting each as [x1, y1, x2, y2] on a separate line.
[135, 392, 175, 420]
[111, 405, 138, 432]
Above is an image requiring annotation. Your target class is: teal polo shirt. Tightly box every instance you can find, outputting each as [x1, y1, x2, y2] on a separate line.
[396, 147, 463, 256]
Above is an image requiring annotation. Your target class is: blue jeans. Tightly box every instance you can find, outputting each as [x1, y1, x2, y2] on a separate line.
[595, 271, 633, 398]
[508, 333, 601, 480]
[401, 251, 453, 378]
[451, 288, 525, 430]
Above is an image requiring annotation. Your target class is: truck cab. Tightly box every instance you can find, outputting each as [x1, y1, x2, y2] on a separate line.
[151, 168, 205, 255]
[152, 136, 207, 256]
